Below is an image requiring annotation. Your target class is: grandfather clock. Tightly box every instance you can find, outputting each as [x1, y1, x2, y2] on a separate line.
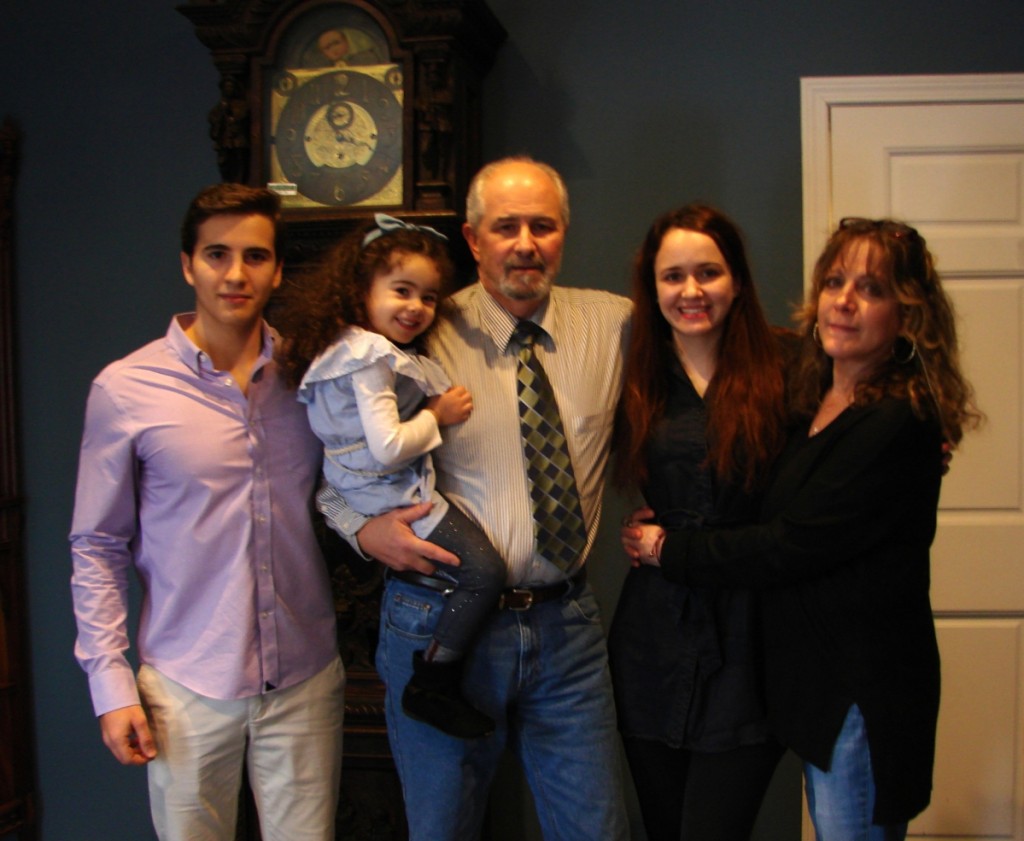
[176, 3, 505, 838]
[178, 0, 505, 273]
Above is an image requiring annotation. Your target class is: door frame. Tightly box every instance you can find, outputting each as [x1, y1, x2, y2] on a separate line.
[800, 72, 1024, 280]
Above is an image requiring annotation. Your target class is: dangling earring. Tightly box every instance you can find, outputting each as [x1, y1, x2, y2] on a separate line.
[812, 323, 823, 346]
[892, 335, 917, 364]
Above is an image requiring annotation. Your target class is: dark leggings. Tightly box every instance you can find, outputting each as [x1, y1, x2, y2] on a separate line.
[623, 736, 785, 841]
[425, 500, 506, 657]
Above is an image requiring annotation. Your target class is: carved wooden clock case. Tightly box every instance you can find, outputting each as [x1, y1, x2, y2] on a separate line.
[177, 3, 505, 839]
[179, 0, 506, 276]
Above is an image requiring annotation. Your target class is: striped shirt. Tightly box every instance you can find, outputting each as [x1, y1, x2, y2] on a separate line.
[320, 282, 631, 587]
[431, 283, 630, 585]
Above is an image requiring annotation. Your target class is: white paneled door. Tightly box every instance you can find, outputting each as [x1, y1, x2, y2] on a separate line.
[801, 74, 1024, 841]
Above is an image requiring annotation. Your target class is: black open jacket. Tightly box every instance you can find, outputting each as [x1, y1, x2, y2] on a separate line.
[662, 397, 943, 824]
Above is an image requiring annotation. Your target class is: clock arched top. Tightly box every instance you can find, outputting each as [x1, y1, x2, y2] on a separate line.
[259, 0, 401, 67]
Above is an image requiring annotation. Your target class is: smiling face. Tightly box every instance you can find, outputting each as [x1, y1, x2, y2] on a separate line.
[817, 237, 902, 383]
[462, 161, 565, 319]
[180, 212, 282, 337]
[365, 252, 441, 345]
[654, 227, 739, 354]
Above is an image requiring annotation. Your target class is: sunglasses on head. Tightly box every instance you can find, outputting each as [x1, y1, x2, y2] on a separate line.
[838, 217, 921, 241]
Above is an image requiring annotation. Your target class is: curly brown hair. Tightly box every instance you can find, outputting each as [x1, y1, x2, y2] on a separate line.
[791, 218, 982, 445]
[613, 204, 787, 491]
[275, 222, 454, 389]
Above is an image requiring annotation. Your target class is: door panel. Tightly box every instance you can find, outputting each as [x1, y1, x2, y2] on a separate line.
[831, 101, 1024, 275]
[916, 619, 1023, 837]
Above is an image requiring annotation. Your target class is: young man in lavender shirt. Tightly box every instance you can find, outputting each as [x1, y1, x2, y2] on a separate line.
[70, 184, 344, 841]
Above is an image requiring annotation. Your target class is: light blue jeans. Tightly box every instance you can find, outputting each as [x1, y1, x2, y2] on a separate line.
[377, 575, 629, 841]
[805, 704, 908, 841]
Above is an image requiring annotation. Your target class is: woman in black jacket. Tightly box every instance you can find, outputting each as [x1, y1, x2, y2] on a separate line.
[624, 218, 980, 840]
[609, 204, 791, 840]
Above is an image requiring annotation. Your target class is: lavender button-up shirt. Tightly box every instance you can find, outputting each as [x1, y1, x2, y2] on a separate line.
[71, 315, 337, 716]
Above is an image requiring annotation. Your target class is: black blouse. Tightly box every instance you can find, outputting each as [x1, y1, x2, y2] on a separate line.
[607, 355, 771, 751]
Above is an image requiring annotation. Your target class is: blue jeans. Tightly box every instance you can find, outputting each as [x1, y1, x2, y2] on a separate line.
[805, 704, 908, 841]
[377, 575, 629, 841]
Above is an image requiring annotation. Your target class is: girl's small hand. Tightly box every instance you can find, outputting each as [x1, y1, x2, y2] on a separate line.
[620, 507, 664, 568]
[427, 385, 473, 427]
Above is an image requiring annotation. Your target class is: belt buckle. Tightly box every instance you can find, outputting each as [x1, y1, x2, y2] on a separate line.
[501, 587, 534, 611]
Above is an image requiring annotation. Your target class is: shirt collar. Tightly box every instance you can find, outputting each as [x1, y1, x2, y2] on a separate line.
[472, 284, 556, 354]
[167, 313, 275, 377]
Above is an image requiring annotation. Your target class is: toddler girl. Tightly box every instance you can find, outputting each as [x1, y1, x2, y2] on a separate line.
[278, 214, 504, 739]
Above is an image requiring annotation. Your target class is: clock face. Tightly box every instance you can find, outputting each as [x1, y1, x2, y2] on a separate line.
[270, 65, 403, 208]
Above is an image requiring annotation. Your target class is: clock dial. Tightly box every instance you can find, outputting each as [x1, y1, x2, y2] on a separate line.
[271, 66, 403, 207]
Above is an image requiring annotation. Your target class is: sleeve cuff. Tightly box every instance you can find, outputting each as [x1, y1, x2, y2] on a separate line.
[316, 483, 373, 559]
[89, 665, 141, 717]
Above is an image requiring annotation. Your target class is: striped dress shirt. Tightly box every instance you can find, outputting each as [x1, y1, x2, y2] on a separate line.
[431, 283, 630, 585]
[321, 282, 631, 587]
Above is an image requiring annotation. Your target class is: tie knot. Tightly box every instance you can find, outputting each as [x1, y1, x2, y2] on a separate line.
[512, 320, 543, 349]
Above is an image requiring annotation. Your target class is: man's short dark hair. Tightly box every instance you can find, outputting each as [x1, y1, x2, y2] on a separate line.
[180, 183, 284, 260]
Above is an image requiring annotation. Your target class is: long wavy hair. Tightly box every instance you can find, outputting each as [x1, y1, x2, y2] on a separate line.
[275, 223, 454, 389]
[791, 218, 981, 445]
[613, 204, 787, 491]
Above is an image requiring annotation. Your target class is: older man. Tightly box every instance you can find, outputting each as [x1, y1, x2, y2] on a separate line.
[322, 157, 630, 840]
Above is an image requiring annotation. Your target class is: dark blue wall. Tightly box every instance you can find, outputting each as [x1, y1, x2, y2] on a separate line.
[2, 2, 1022, 839]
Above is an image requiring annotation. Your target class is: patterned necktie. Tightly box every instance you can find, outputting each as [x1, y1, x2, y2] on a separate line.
[512, 320, 587, 571]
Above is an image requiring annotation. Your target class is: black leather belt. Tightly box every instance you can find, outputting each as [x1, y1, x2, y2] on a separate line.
[389, 567, 586, 611]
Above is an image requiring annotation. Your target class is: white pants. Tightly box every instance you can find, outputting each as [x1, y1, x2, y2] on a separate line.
[138, 657, 345, 841]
